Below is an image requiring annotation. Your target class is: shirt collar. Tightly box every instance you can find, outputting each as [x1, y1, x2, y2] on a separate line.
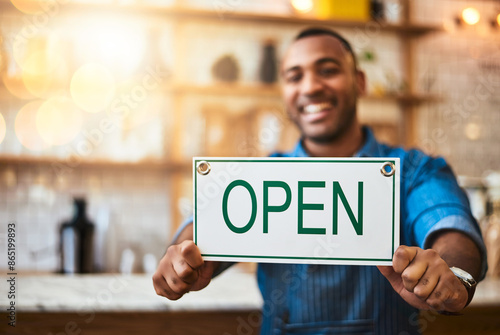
[292, 126, 380, 158]
[355, 127, 381, 157]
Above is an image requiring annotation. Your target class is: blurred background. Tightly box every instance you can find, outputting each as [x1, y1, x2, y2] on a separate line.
[0, 0, 499, 275]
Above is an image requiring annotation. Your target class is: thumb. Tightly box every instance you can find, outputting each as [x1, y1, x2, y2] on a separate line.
[377, 265, 430, 310]
[190, 261, 216, 292]
[377, 265, 402, 288]
[377, 265, 396, 279]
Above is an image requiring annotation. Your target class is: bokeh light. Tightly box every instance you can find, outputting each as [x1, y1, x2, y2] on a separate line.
[74, 18, 146, 78]
[15, 100, 50, 151]
[497, 13, 500, 26]
[465, 122, 481, 141]
[0, 113, 6, 145]
[9, 0, 45, 15]
[462, 7, 480, 25]
[12, 35, 46, 72]
[36, 97, 83, 146]
[291, 0, 314, 13]
[2, 73, 35, 100]
[70, 63, 115, 113]
[20, 48, 54, 98]
[13, 37, 69, 99]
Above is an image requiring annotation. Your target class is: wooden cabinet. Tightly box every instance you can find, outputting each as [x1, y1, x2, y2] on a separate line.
[3, 306, 500, 335]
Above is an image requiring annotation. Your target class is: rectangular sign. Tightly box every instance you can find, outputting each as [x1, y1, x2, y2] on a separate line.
[193, 157, 400, 266]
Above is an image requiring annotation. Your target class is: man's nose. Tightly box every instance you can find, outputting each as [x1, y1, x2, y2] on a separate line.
[300, 73, 323, 95]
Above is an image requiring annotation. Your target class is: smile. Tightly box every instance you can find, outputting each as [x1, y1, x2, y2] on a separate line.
[303, 102, 333, 114]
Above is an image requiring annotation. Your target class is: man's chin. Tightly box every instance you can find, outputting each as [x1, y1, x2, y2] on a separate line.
[304, 131, 341, 144]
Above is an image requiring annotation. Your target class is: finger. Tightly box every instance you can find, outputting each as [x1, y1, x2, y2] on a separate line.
[377, 265, 404, 292]
[191, 262, 215, 291]
[401, 259, 428, 293]
[180, 241, 204, 269]
[152, 271, 183, 300]
[392, 246, 418, 273]
[412, 268, 439, 301]
[160, 245, 196, 296]
[165, 264, 191, 295]
[426, 273, 467, 312]
[377, 265, 394, 278]
[425, 277, 452, 311]
[172, 255, 199, 284]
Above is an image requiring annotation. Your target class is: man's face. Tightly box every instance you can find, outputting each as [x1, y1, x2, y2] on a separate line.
[281, 35, 365, 144]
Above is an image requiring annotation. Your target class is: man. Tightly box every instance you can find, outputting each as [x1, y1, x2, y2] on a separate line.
[153, 28, 487, 334]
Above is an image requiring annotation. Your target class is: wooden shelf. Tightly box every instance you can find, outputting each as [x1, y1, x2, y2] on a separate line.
[0, 155, 192, 172]
[0, 78, 442, 104]
[168, 83, 282, 98]
[168, 83, 441, 104]
[0, 1, 443, 35]
[363, 93, 442, 105]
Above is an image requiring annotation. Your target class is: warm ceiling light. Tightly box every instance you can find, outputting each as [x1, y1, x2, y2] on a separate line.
[291, 0, 314, 14]
[462, 7, 480, 25]
[497, 13, 500, 26]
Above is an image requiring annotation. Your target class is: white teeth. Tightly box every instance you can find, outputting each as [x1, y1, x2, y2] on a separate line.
[303, 103, 331, 114]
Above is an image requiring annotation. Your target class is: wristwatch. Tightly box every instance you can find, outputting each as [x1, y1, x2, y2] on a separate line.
[450, 266, 477, 307]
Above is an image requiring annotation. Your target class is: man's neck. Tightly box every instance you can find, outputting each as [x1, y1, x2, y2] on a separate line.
[302, 123, 364, 157]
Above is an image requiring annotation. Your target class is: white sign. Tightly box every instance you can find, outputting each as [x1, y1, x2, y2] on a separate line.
[193, 157, 400, 266]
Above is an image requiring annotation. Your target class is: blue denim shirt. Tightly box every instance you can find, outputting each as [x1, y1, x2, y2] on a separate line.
[257, 127, 487, 335]
[176, 127, 486, 334]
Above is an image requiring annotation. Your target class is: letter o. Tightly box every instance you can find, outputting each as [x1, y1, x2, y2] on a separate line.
[222, 180, 257, 234]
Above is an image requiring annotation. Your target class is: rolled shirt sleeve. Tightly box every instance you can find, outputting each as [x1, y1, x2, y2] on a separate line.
[404, 154, 487, 280]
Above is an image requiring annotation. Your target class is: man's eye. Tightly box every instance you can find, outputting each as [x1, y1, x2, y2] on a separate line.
[319, 68, 339, 76]
[286, 74, 302, 83]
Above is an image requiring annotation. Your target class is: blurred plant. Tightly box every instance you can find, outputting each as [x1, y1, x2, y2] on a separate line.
[359, 49, 376, 63]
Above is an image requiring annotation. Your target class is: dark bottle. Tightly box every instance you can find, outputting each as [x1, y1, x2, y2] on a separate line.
[370, 0, 385, 21]
[259, 39, 277, 84]
[59, 198, 95, 274]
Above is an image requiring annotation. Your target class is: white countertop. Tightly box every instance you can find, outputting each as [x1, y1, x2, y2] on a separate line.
[2, 268, 499, 312]
[3, 267, 263, 312]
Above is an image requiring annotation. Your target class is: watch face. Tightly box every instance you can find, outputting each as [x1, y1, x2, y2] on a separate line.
[450, 267, 477, 285]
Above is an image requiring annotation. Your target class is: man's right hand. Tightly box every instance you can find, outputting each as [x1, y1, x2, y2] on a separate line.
[152, 240, 217, 300]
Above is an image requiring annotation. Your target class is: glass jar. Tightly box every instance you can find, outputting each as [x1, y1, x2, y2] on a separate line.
[481, 171, 500, 278]
[482, 200, 500, 278]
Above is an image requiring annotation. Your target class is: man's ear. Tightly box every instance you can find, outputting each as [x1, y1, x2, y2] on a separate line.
[355, 70, 366, 96]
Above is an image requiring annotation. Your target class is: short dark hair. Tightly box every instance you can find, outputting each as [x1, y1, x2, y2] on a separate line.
[295, 27, 358, 70]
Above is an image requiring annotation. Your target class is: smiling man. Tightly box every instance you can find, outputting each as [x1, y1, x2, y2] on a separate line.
[153, 28, 487, 334]
[281, 29, 364, 158]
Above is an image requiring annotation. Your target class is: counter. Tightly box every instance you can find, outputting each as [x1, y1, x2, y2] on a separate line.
[1, 267, 500, 334]
[1, 266, 263, 335]
[8, 266, 262, 313]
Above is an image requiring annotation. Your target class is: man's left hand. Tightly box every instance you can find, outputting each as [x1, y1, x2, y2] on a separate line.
[377, 245, 468, 312]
